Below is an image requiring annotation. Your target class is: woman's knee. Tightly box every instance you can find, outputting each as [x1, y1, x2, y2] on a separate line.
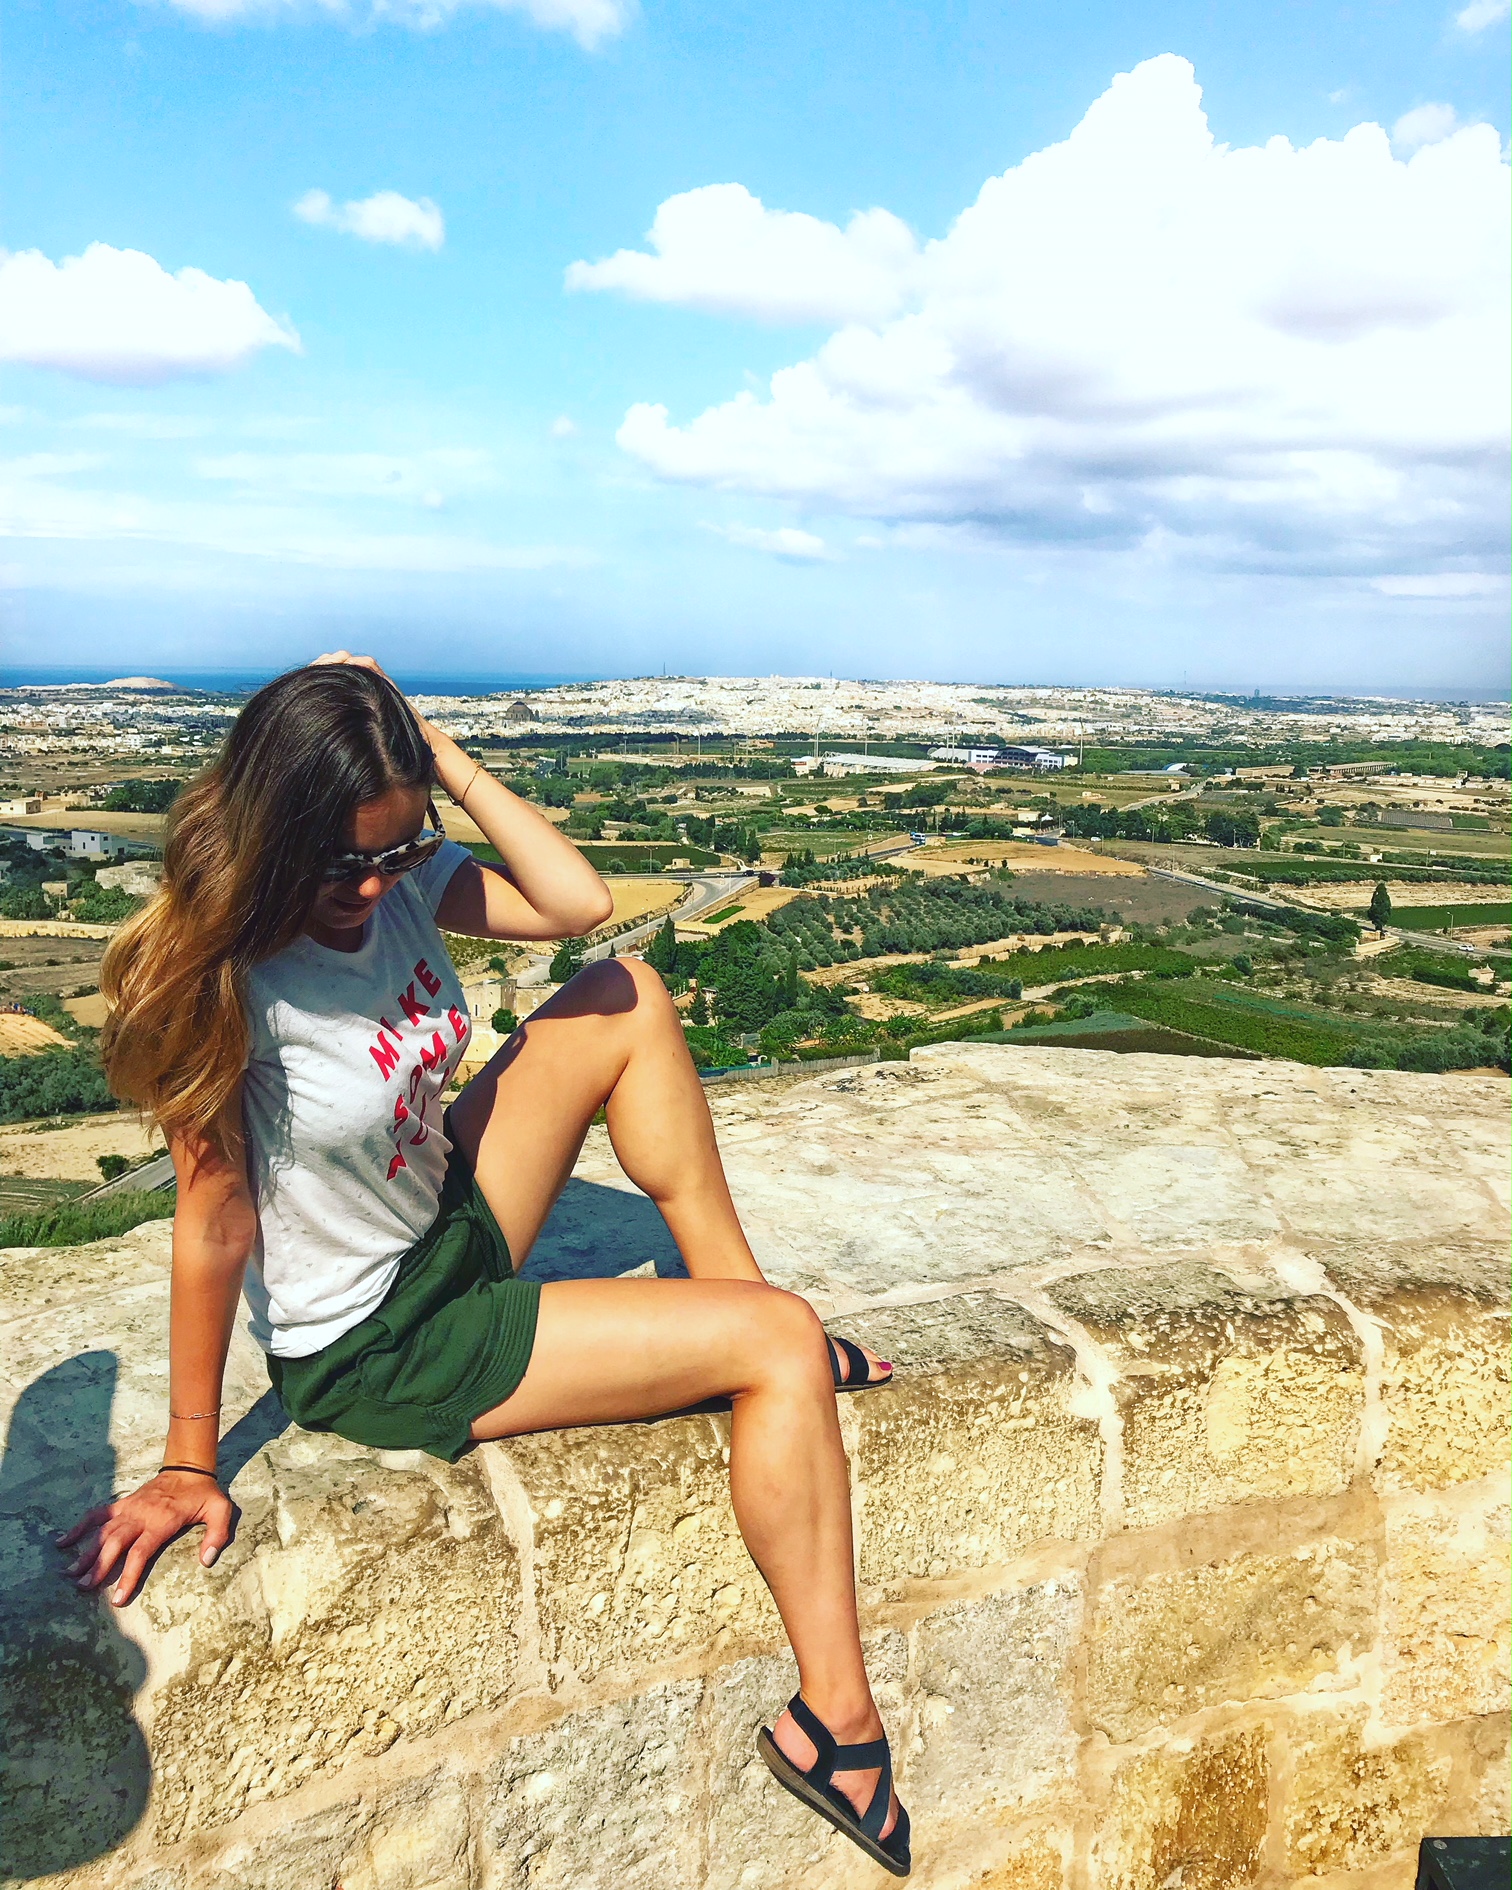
[740, 1282, 831, 1383]
[549, 954, 667, 1025]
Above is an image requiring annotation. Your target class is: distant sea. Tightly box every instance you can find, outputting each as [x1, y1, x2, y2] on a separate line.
[0, 666, 590, 696]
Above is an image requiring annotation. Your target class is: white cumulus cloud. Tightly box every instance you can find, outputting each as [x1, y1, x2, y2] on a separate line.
[0, 243, 300, 385]
[567, 185, 917, 325]
[164, 0, 632, 50]
[1455, 0, 1509, 31]
[295, 188, 445, 250]
[606, 55, 1508, 592]
[1392, 102, 1460, 152]
[701, 521, 837, 561]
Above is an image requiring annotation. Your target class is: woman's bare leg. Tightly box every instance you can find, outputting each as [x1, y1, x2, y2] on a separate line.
[470, 1274, 896, 1836]
[448, 956, 886, 1377]
[450, 956, 758, 1275]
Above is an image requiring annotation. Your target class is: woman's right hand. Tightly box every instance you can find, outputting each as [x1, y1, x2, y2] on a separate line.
[55, 1470, 235, 1607]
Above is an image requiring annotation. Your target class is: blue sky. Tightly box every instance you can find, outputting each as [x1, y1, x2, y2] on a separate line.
[2, 0, 1507, 690]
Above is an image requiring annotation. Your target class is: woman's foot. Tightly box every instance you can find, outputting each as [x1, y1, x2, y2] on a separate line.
[769, 1700, 901, 1843]
[827, 1334, 894, 1391]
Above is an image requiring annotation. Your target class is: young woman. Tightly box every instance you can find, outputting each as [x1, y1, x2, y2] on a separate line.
[57, 657, 910, 1877]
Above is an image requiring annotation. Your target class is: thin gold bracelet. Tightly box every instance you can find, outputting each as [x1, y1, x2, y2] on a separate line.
[169, 1409, 221, 1422]
[458, 760, 486, 808]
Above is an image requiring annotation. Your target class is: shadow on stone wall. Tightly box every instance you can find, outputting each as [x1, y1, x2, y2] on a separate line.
[0, 1351, 150, 1880]
[521, 1177, 688, 1282]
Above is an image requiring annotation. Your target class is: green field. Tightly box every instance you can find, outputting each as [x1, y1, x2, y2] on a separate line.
[1103, 983, 1359, 1065]
[1384, 903, 1512, 932]
[871, 941, 1196, 1007]
[980, 1012, 1257, 1060]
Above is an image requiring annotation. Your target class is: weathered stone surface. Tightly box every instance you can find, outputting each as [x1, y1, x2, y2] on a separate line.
[1045, 1262, 1363, 1530]
[909, 1582, 1078, 1818]
[1086, 1537, 1376, 1742]
[701, 1636, 908, 1890]
[1088, 1728, 1269, 1890]
[1, 1046, 1507, 1890]
[1369, 1291, 1510, 1493]
[337, 1775, 474, 1890]
[838, 1295, 1101, 1595]
[1215, 1064, 1510, 1254]
[479, 1682, 705, 1890]
[683, 1057, 1119, 1298]
[1281, 1712, 1453, 1878]
[135, 1432, 522, 1843]
[491, 1414, 782, 1689]
[179, 1798, 371, 1890]
[0, 1226, 269, 1510]
[0, 1594, 150, 1882]
[960, 1836, 1066, 1890]
[1381, 1496, 1511, 1726]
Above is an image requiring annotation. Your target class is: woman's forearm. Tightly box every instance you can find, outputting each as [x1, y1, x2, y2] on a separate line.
[165, 1226, 251, 1473]
[422, 720, 612, 934]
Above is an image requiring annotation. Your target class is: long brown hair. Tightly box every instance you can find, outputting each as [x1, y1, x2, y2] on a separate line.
[102, 665, 432, 1159]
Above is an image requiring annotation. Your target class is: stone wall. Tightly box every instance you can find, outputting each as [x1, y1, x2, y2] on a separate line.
[2, 1047, 1507, 1889]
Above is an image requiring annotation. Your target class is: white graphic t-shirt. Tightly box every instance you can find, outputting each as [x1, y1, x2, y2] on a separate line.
[241, 839, 476, 1357]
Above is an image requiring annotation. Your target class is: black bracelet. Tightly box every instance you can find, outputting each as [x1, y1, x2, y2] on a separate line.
[159, 1464, 221, 1480]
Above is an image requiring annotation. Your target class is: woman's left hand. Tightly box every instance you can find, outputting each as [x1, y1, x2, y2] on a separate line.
[310, 650, 390, 679]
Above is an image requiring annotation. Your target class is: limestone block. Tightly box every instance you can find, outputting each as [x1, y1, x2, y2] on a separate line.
[336, 1775, 474, 1890]
[184, 1799, 369, 1890]
[1381, 1497, 1511, 1726]
[479, 1681, 704, 1890]
[700, 1637, 907, 1890]
[1086, 1537, 1376, 1743]
[668, 1060, 1121, 1298]
[1087, 1728, 1269, 1890]
[1459, 1711, 1510, 1833]
[963, 1837, 1066, 1890]
[1369, 1291, 1510, 1493]
[1045, 1262, 1363, 1530]
[950, 1058, 1282, 1250]
[909, 1582, 1079, 1818]
[1223, 1069, 1510, 1256]
[491, 1414, 781, 1690]
[135, 1433, 521, 1844]
[836, 1296, 1101, 1595]
[1281, 1711, 1453, 1878]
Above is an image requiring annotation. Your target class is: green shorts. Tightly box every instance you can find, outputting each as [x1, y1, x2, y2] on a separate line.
[266, 1131, 540, 1463]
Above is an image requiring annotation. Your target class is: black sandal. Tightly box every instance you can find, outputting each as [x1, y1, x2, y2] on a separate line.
[828, 1334, 893, 1394]
[757, 1691, 911, 1877]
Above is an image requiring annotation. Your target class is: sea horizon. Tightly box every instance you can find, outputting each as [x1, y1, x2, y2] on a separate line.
[0, 666, 593, 697]
[0, 665, 1507, 708]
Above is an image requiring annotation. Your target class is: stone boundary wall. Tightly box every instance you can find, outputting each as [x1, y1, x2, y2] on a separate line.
[0, 918, 117, 940]
[5, 1258, 1505, 1888]
[2, 1049, 1507, 1889]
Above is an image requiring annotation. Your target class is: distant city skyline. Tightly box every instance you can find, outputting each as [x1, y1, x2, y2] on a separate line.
[3, 2, 1508, 689]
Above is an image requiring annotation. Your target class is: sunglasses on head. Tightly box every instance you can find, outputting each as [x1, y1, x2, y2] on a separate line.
[321, 801, 447, 883]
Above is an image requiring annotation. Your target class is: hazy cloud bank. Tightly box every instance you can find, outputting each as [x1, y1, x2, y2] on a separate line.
[578, 56, 1507, 589]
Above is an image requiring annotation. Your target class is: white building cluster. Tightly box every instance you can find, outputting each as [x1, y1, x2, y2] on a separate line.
[0, 676, 1506, 780]
[410, 676, 1510, 750]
